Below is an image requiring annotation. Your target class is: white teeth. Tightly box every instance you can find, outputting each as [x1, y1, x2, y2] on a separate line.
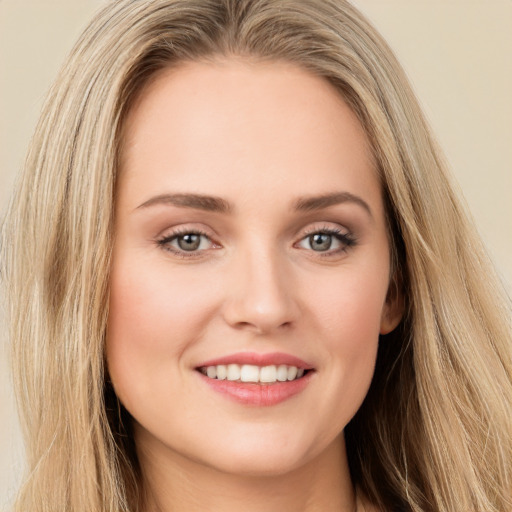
[201, 363, 307, 383]
[276, 364, 288, 382]
[227, 364, 241, 381]
[287, 366, 298, 381]
[260, 365, 277, 383]
[240, 365, 260, 382]
[216, 364, 227, 380]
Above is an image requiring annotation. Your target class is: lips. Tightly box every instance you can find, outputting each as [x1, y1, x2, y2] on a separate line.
[198, 352, 313, 368]
[196, 352, 315, 406]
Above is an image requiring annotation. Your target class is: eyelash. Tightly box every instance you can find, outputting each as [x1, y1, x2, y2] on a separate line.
[156, 228, 215, 259]
[156, 226, 357, 259]
[298, 226, 357, 257]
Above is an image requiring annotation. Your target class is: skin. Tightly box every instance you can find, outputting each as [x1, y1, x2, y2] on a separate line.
[107, 58, 402, 512]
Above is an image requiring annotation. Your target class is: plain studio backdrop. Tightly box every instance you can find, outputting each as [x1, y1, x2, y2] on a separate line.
[0, 1, 511, 508]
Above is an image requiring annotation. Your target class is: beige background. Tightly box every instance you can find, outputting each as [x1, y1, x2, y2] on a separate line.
[1, 1, 511, 508]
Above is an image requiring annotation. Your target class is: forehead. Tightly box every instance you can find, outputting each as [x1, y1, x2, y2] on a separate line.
[118, 58, 382, 215]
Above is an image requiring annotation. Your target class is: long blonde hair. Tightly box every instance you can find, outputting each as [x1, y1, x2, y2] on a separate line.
[2, 1, 511, 511]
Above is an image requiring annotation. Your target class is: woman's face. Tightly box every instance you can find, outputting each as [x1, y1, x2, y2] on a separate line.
[107, 59, 401, 476]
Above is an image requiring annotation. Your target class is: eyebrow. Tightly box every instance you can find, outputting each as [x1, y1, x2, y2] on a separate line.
[136, 193, 232, 213]
[136, 191, 372, 217]
[293, 192, 373, 218]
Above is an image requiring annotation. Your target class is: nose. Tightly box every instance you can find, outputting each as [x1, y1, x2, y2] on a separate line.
[222, 246, 299, 335]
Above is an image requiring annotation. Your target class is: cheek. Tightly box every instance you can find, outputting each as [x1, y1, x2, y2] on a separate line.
[311, 263, 389, 343]
[105, 254, 217, 407]
[319, 283, 383, 380]
[306, 264, 388, 421]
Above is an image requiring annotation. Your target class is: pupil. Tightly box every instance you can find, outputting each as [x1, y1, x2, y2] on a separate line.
[178, 234, 201, 251]
[310, 233, 332, 251]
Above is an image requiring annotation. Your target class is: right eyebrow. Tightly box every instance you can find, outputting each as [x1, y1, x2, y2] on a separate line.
[135, 193, 232, 213]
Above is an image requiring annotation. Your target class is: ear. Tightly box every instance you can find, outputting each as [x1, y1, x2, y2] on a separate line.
[380, 275, 405, 335]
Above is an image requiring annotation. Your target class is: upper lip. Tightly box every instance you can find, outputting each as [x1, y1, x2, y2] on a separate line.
[196, 352, 314, 370]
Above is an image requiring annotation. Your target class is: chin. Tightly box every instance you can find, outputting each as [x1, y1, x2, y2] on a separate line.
[191, 430, 339, 478]
[203, 450, 309, 478]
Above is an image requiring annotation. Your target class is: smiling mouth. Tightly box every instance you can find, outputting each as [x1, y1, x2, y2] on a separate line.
[198, 364, 309, 384]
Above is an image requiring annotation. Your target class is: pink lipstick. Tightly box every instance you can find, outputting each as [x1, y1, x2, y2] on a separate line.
[196, 352, 315, 406]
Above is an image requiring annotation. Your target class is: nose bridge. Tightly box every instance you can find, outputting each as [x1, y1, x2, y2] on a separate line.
[223, 236, 298, 333]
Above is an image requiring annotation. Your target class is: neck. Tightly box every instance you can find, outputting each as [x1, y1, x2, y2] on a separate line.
[136, 430, 357, 512]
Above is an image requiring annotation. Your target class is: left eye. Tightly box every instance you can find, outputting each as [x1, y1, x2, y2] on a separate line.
[297, 231, 351, 252]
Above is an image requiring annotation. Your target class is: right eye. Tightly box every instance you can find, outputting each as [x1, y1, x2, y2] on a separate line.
[157, 230, 216, 256]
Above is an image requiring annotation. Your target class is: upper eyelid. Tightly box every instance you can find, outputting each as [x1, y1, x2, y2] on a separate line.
[298, 222, 352, 238]
[301, 225, 347, 235]
[156, 224, 216, 240]
[156, 221, 352, 240]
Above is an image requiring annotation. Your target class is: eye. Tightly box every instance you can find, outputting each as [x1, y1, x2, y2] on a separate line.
[157, 230, 216, 256]
[174, 233, 207, 251]
[297, 228, 355, 254]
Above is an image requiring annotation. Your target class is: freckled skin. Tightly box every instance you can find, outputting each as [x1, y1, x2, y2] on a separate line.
[107, 59, 401, 512]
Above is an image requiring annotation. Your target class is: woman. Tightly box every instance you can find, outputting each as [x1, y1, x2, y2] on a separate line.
[2, 1, 511, 511]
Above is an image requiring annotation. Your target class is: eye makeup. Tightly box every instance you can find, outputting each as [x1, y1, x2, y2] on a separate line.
[155, 222, 357, 260]
[296, 225, 357, 256]
[156, 227, 219, 259]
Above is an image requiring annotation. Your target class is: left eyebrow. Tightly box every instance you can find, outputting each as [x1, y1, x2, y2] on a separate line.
[293, 192, 373, 218]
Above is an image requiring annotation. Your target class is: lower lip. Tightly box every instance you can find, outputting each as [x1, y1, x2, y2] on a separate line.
[198, 372, 313, 406]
